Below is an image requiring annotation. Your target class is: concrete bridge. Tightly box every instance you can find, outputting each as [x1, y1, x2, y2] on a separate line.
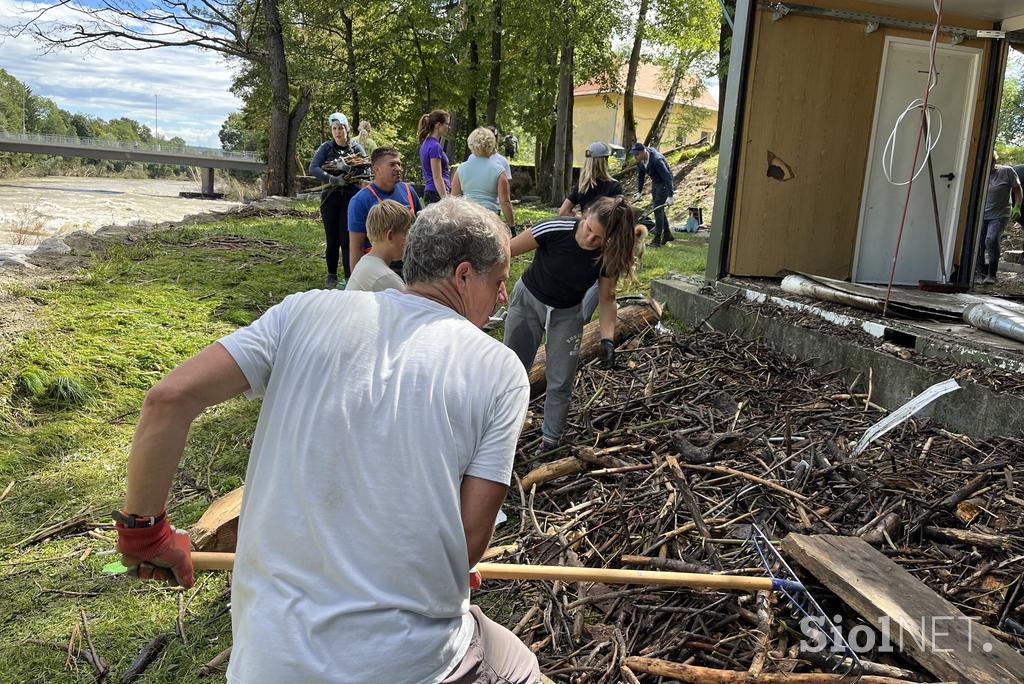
[0, 131, 265, 196]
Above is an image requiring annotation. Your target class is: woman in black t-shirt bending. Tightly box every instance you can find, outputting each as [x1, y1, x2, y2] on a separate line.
[503, 196, 637, 454]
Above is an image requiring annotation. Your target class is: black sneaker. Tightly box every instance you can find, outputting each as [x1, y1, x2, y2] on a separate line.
[325, 274, 338, 289]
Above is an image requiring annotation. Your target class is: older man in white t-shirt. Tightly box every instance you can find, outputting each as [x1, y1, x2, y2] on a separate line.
[113, 198, 540, 683]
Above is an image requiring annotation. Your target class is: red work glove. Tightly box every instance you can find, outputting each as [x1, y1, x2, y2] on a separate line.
[469, 567, 482, 590]
[116, 515, 195, 588]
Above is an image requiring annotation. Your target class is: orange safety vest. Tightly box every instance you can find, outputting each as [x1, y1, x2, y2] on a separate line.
[363, 183, 416, 254]
[366, 182, 417, 217]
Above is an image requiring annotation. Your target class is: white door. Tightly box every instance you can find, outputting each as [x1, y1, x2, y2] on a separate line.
[854, 38, 981, 285]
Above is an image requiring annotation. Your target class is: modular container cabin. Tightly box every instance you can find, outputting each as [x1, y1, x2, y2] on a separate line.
[708, 0, 1024, 287]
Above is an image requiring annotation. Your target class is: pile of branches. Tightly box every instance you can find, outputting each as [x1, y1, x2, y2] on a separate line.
[482, 326, 1024, 683]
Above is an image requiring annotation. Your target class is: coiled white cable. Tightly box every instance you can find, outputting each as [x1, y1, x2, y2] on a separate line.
[881, 99, 943, 186]
[881, 0, 944, 187]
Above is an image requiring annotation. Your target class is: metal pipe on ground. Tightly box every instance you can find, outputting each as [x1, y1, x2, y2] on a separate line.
[780, 274, 886, 314]
[963, 302, 1024, 344]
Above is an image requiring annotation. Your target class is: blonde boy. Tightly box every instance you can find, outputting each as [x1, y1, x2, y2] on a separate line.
[345, 199, 411, 292]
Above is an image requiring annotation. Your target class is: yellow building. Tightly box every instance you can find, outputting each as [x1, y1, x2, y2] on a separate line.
[572, 64, 719, 163]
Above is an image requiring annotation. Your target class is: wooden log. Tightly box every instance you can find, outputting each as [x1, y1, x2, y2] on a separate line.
[521, 456, 588, 490]
[622, 657, 936, 683]
[923, 526, 1008, 550]
[191, 485, 244, 553]
[528, 298, 662, 398]
[782, 534, 1024, 684]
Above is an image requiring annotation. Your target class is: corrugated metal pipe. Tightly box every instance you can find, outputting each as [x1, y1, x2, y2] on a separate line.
[963, 303, 1024, 344]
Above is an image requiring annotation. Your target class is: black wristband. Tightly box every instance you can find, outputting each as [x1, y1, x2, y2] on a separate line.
[112, 509, 167, 528]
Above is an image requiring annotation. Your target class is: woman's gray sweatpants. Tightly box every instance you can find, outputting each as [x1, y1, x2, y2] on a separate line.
[503, 279, 584, 444]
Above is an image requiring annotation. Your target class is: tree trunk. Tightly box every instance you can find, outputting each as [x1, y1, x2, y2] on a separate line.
[342, 9, 359, 130]
[645, 57, 684, 148]
[538, 124, 556, 196]
[548, 33, 574, 206]
[411, 27, 433, 110]
[263, 0, 291, 196]
[562, 71, 574, 199]
[485, 0, 503, 126]
[713, 2, 735, 152]
[468, 38, 479, 131]
[622, 0, 650, 152]
[285, 85, 313, 195]
[445, 110, 464, 163]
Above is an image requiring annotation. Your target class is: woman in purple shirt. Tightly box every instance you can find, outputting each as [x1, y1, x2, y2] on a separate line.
[418, 110, 450, 204]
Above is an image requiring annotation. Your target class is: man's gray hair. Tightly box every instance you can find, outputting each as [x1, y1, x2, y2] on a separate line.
[403, 197, 509, 286]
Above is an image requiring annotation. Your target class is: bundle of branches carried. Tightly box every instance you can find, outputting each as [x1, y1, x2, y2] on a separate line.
[322, 153, 373, 183]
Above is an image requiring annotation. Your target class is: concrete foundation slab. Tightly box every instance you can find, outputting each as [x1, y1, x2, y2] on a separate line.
[652, 278, 1024, 439]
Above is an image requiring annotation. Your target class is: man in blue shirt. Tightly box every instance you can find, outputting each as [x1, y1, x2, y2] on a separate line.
[348, 147, 423, 275]
[630, 142, 675, 246]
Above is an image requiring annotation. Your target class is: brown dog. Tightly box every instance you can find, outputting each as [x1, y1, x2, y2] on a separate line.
[634, 224, 649, 270]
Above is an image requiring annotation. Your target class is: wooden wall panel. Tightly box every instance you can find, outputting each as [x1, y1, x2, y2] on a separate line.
[728, 11, 884, 277]
[727, 4, 995, 279]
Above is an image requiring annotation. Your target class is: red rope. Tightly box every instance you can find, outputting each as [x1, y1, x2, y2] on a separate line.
[882, 0, 944, 316]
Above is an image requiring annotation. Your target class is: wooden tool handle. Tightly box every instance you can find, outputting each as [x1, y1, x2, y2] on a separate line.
[190, 552, 781, 592]
[477, 562, 777, 591]
[192, 551, 236, 572]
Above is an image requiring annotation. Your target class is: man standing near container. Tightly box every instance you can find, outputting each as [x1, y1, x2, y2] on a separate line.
[979, 152, 1023, 285]
[630, 142, 675, 247]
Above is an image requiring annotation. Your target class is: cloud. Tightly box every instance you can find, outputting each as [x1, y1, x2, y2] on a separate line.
[0, 0, 242, 147]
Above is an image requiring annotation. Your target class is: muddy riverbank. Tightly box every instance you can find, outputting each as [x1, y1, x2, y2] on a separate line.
[0, 177, 242, 261]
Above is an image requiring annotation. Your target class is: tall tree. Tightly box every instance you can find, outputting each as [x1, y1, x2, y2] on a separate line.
[549, 30, 575, 205]
[485, 0, 504, 126]
[621, 0, 651, 151]
[998, 74, 1024, 147]
[645, 56, 685, 148]
[341, 8, 360, 130]
[263, 0, 294, 195]
[5, 0, 307, 196]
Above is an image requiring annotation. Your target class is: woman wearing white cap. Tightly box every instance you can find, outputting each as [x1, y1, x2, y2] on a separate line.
[309, 112, 367, 289]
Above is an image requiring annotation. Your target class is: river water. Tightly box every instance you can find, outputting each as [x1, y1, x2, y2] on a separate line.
[0, 177, 241, 260]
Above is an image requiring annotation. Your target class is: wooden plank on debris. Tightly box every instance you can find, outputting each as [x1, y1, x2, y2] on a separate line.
[782, 534, 1024, 684]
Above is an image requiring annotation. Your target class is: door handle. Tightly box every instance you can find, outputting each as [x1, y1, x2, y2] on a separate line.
[940, 172, 955, 181]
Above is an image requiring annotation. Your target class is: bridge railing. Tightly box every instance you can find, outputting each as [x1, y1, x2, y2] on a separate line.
[0, 130, 262, 162]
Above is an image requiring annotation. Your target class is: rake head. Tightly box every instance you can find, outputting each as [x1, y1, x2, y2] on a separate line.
[746, 525, 863, 682]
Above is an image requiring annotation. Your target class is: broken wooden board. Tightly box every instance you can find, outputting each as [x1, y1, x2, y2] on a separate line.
[190, 485, 244, 552]
[782, 534, 1024, 684]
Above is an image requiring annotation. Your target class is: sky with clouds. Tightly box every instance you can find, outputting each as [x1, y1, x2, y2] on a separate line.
[0, 0, 241, 148]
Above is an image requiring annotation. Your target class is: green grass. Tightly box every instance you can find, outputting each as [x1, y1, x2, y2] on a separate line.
[0, 199, 706, 682]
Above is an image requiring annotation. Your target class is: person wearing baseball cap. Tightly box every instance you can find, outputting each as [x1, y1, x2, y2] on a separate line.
[557, 142, 623, 217]
[630, 142, 675, 246]
[309, 111, 367, 289]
